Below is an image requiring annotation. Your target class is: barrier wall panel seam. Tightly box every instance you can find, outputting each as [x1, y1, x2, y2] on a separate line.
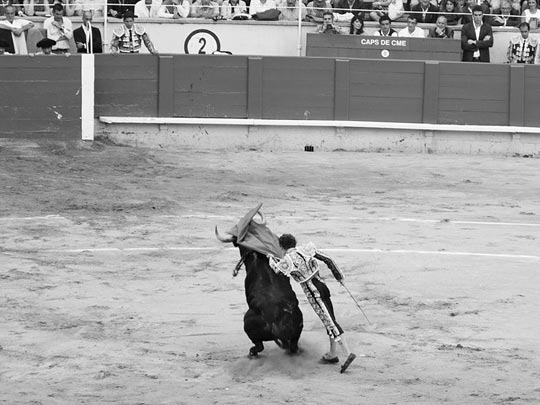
[95, 56, 158, 68]
[348, 73, 424, 80]
[349, 88, 424, 98]
[438, 99, 509, 111]
[348, 63, 425, 73]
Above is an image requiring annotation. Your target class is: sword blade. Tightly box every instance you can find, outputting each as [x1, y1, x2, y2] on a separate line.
[340, 281, 372, 326]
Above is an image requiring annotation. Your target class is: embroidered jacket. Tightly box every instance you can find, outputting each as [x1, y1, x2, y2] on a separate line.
[112, 24, 147, 53]
[507, 35, 538, 64]
[269, 242, 343, 284]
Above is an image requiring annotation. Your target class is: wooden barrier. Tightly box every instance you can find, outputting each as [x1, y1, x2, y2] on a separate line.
[2, 54, 540, 141]
[94, 55, 159, 117]
[0, 56, 81, 140]
[306, 34, 462, 61]
[91, 54, 540, 128]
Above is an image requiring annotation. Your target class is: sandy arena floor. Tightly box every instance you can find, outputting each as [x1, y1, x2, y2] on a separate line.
[1, 138, 539, 404]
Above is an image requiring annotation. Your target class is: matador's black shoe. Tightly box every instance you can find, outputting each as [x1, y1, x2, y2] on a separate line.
[319, 354, 339, 364]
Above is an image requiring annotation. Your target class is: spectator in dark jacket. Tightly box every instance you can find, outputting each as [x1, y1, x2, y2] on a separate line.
[490, 0, 521, 25]
[411, 0, 438, 23]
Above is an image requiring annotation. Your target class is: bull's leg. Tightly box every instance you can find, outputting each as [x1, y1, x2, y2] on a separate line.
[249, 341, 264, 357]
[244, 309, 267, 358]
[287, 308, 303, 355]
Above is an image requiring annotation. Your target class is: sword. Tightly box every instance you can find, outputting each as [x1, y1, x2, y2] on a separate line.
[339, 281, 373, 326]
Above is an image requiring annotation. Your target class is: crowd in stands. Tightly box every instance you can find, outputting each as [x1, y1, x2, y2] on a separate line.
[0, 0, 539, 22]
[0, 0, 540, 62]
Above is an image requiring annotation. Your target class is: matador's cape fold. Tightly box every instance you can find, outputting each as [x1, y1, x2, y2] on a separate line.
[226, 203, 284, 258]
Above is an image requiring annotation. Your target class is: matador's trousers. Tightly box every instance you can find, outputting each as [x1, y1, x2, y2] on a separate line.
[301, 275, 344, 340]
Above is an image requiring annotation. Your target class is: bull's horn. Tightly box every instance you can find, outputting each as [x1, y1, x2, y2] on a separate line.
[215, 226, 234, 243]
[254, 211, 266, 225]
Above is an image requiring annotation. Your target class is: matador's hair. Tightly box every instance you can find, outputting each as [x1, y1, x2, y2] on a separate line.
[278, 234, 297, 250]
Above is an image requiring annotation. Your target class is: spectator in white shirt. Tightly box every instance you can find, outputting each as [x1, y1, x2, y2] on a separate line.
[398, 14, 426, 37]
[249, 0, 277, 15]
[43, 3, 73, 53]
[134, 0, 175, 18]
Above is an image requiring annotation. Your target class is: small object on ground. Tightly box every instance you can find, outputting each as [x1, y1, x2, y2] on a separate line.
[340, 353, 357, 373]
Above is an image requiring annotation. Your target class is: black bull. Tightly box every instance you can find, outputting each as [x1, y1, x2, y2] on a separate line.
[218, 237, 304, 357]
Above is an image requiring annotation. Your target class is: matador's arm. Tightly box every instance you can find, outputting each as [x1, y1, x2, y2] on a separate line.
[142, 33, 158, 55]
[314, 250, 344, 281]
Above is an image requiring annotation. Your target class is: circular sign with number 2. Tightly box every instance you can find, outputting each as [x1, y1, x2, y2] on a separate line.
[184, 29, 222, 54]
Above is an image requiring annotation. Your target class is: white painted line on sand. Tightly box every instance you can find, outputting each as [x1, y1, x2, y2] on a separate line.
[0, 215, 67, 221]
[325, 248, 540, 260]
[36, 246, 539, 260]
[2, 214, 538, 228]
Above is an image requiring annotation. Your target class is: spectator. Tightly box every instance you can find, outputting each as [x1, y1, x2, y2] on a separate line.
[460, 0, 489, 24]
[35, 37, 56, 54]
[110, 11, 158, 54]
[405, 0, 436, 12]
[461, 5, 493, 62]
[162, 0, 190, 17]
[221, 0, 248, 18]
[373, 13, 398, 35]
[73, 10, 102, 53]
[279, 0, 306, 20]
[74, 0, 105, 17]
[489, 0, 520, 26]
[134, 0, 175, 17]
[22, 0, 50, 16]
[249, 0, 278, 14]
[0, 5, 33, 54]
[50, 0, 77, 17]
[0, 38, 10, 54]
[349, 11, 364, 32]
[191, 0, 219, 17]
[453, 0, 466, 13]
[522, 0, 540, 28]
[428, 15, 454, 37]
[43, 3, 73, 54]
[0, 0, 11, 16]
[108, 0, 138, 19]
[1, 0, 24, 15]
[333, 0, 364, 19]
[306, 0, 332, 22]
[441, 0, 461, 25]
[486, 0, 501, 11]
[510, 0, 521, 11]
[317, 10, 343, 32]
[398, 14, 425, 36]
[459, 0, 475, 24]
[507, 21, 538, 62]
[370, 0, 404, 21]
[411, 0, 438, 22]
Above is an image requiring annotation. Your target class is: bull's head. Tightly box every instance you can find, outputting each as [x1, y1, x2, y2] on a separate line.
[214, 226, 235, 244]
[214, 209, 267, 244]
[215, 209, 267, 277]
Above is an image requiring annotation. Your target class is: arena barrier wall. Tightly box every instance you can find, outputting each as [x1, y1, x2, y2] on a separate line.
[2, 53, 540, 154]
[94, 54, 539, 127]
[0, 56, 81, 140]
[95, 54, 540, 154]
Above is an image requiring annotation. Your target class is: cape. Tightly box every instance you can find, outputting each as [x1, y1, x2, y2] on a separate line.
[226, 203, 284, 258]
